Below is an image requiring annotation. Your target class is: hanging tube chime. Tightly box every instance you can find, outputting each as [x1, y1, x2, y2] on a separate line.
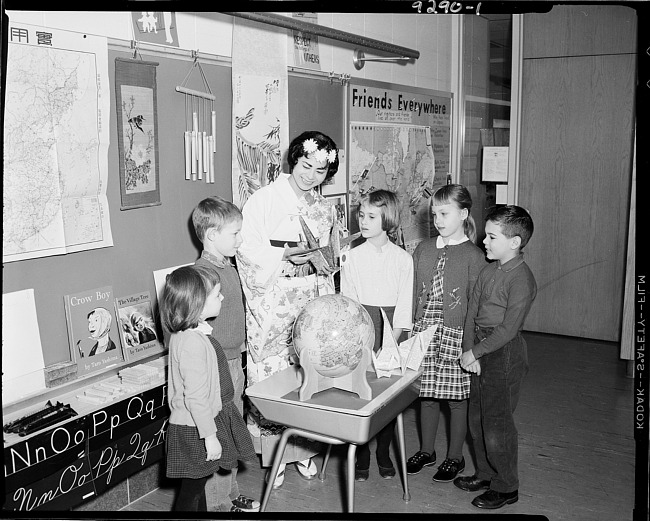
[176, 52, 217, 183]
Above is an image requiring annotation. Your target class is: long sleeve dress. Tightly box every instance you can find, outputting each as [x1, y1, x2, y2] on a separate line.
[236, 173, 334, 466]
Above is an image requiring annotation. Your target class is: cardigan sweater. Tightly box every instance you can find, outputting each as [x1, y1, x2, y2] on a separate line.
[412, 238, 487, 332]
[168, 328, 222, 439]
[195, 252, 246, 361]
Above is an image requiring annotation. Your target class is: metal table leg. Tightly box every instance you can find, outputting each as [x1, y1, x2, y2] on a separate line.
[319, 444, 332, 481]
[260, 427, 348, 512]
[260, 427, 294, 512]
[395, 412, 411, 502]
[346, 443, 358, 512]
[259, 420, 410, 512]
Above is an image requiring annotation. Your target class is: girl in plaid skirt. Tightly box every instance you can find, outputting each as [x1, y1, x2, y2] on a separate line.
[160, 266, 256, 511]
[406, 185, 487, 484]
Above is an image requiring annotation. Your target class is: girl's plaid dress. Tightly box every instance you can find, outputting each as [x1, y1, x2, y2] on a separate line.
[166, 337, 256, 479]
[412, 248, 470, 400]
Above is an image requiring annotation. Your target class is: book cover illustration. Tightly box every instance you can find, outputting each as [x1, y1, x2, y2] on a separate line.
[115, 291, 164, 362]
[64, 286, 124, 378]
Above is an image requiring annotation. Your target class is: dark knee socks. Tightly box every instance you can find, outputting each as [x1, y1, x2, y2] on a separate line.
[420, 398, 468, 460]
[420, 398, 441, 455]
[356, 419, 396, 469]
[174, 476, 209, 511]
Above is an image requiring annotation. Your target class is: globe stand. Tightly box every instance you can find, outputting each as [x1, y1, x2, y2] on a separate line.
[299, 346, 372, 401]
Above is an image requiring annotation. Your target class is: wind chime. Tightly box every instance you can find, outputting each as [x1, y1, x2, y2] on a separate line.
[176, 52, 216, 183]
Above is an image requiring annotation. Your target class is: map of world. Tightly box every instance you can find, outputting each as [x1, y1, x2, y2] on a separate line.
[349, 124, 438, 253]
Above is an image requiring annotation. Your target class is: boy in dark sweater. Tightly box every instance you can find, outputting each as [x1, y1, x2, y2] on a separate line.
[192, 196, 259, 513]
[455, 205, 537, 510]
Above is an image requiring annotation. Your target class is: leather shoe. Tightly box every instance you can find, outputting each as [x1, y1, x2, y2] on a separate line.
[406, 450, 436, 474]
[378, 464, 396, 479]
[432, 457, 465, 483]
[471, 489, 518, 509]
[355, 467, 369, 481]
[453, 475, 491, 492]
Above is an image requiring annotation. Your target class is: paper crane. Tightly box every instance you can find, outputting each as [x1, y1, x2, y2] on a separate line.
[298, 215, 360, 273]
[372, 308, 437, 378]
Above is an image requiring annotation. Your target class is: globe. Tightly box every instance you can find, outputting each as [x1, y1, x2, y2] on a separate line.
[292, 294, 375, 379]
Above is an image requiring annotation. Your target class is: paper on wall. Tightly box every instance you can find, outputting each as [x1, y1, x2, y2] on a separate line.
[2, 289, 46, 403]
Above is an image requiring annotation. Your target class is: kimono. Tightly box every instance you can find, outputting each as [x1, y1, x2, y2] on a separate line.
[237, 173, 334, 465]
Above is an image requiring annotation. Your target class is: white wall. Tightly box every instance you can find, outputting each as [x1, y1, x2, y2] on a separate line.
[6, 11, 454, 92]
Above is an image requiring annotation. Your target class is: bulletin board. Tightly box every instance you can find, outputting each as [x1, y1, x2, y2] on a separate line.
[287, 71, 347, 218]
[347, 79, 453, 252]
[2, 43, 348, 387]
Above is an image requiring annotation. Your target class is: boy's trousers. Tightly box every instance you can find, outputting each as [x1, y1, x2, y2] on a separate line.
[468, 327, 528, 493]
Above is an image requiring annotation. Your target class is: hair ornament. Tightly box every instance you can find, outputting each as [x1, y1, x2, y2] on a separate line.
[303, 138, 337, 164]
[302, 138, 319, 154]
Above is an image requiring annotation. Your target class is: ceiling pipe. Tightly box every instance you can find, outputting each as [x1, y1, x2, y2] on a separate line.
[222, 12, 421, 65]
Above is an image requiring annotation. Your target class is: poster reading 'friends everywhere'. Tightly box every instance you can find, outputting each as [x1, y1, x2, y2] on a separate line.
[348, 81, 452, 253]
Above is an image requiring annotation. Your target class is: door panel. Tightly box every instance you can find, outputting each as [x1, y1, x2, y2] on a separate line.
[518, 54, 635, 341]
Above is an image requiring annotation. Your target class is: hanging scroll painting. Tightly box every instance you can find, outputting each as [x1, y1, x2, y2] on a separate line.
[115, 57, 161, 210]
[231, 17, 289, 209]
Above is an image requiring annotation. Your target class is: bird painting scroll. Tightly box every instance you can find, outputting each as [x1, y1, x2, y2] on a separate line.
[115, 58, 161, 210]
[231, 74, 286, 209]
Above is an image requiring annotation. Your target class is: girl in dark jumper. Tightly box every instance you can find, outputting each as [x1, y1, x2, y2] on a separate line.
[161, 266, 257, 511]
[406, 184, 487, 483]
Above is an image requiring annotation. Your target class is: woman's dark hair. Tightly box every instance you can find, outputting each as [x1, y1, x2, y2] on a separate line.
[287, 130, 339, 181]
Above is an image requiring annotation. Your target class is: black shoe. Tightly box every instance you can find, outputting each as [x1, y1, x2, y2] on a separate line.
[231, 495, 261, 512]
[432, 457, 465, 483]
[471, 489, 519, 509]
[355, 468, 369, 481]
[378, 464, 396, 479]
[453, 474, 491, 492]
[406, 451, 437, 474]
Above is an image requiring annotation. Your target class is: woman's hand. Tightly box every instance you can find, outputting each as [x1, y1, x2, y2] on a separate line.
[283, 245, 314, 265]
[283, 244, 336, 276]
[204, 434, 222, 462]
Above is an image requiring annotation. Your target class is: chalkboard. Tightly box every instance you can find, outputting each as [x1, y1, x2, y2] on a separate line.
[3, 385, 168, 510]
[2, 45, 347, 377]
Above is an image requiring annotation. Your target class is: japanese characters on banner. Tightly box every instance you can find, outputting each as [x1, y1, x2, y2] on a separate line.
[231, 18, 289, 209]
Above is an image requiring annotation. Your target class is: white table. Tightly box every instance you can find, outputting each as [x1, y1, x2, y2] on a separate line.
[246, 365, 422, 512]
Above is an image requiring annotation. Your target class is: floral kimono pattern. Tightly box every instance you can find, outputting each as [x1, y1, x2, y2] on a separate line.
[237, 174, 334, 465]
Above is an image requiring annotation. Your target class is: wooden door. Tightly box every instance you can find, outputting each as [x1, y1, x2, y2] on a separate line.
[518, 53, 635, 341]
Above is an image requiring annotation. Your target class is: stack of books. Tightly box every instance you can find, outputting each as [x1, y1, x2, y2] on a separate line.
[118, 358, 167, 390]
[77, 376, 131, 405]
[144, 355, 168, 381]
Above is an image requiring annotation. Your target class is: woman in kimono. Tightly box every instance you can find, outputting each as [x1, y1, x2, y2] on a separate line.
[237, 130, 339, 488]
